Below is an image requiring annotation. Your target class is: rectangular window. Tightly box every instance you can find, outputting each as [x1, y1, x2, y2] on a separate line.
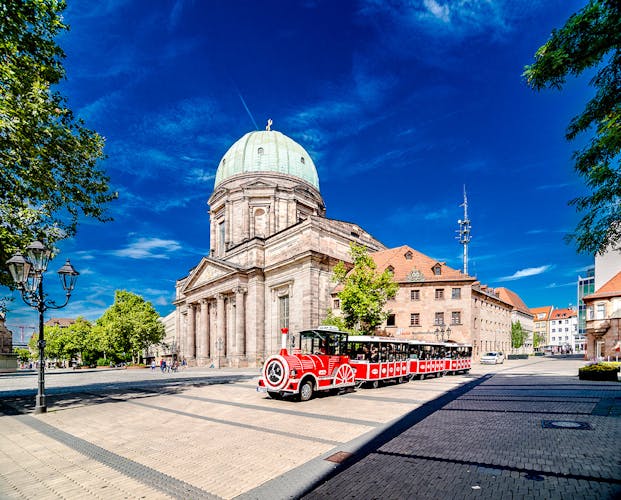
[434, 312, 444, 326]
[333, 299, 340, 309]
[552, 336, 556, 341]
[451, 288, 461, 299]
[386, 314, 396, 327]
[552, 328, 556, 333]
[596, 303, 606, 319]
[410, 313, 420, 327]
[279, 295, 289, 330]
[411, 289, 420, 301]
[218, 221, 225, 254]
[451, 311, 461, 325]
[435, 289, 444, 300]
[587, 305, 594, 320]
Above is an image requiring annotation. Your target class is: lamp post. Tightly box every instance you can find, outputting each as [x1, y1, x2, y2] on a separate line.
[434, 325, 452, 342]
[6, 241, 79, 414]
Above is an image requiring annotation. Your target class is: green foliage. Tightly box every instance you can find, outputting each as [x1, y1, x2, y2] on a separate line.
[511, 321, 526, 349]
[13, 347, 31, 362]
[321, 309, 355, 334]
[332, 243, 398, 334]
[28, 317, 92, 362]
[94, 290, 165, 362]
[0, 0, 115, 287]
[580, 361, 620, 372]
[533, 331, 546, 349]
[523, 1, 621, 255]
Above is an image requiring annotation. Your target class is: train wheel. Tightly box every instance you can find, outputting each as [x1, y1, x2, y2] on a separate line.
[371, 380, 379, 389]
[397, 376, 404, 384]
[334, 364, 355, 386]
[299, 380, 314, 401]
[267, 391, 283, 400]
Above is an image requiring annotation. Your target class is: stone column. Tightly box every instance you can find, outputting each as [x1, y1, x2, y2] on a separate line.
[187, 303, 196, 360]
[235, 287, 247, 358]
[198, 299, 209, 363]
[216, 293, 226, 360]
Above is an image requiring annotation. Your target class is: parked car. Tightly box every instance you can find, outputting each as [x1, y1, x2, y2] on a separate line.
[480, 352, 505, 364]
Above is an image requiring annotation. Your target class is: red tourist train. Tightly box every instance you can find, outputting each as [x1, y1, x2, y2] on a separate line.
[257, 326, 472, 401]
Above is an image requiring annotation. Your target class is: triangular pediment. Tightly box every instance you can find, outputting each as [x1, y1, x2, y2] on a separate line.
[182, 257, 240, 292]
[241, 179, 277, 190]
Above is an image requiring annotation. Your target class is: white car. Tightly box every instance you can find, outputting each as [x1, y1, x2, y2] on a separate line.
[481, 352, 505, 364]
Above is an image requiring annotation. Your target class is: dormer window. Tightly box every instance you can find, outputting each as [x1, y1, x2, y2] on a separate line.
[222, 158, 226, 165]
[405, 251, 413, 260]
[258, 147, 264, 155]
[433, 264, 441, 276]
[387, 265, 394, 274]
[300, 156, 305, 164]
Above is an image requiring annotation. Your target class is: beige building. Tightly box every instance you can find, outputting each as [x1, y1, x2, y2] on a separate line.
[530, 305, 553, 351]
[174, 128, 385, 367]
[496, 288, 534, 353]
[584, 271, 621, 360]
[333, 245, 513, 360]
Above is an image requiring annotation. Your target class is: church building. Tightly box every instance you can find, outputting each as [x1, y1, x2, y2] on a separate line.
[174, 126, 385, 367]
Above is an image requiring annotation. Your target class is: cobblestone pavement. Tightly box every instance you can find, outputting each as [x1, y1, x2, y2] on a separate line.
[302, 359, 621, 500]
[0, 359, 618, 499]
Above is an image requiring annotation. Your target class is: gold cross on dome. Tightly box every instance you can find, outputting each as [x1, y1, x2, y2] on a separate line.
[266, 118, 273, 131]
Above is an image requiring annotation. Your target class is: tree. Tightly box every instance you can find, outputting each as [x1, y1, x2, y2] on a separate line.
[13, 347, 31, 363]
[332, 243, 398, 334]
[511, 321, 526, 349]
[95, 291, 165, 363]
[0, 0, 115, 288]
[533, 331, 546, 349]
[523, 1, 621, 255]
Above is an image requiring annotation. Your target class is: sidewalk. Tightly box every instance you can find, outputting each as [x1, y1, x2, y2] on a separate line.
[301, 359, 621, 499]
[0, 358, 618, 499]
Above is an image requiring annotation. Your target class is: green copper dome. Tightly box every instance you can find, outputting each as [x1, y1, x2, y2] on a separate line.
[214, 130, 320, 190]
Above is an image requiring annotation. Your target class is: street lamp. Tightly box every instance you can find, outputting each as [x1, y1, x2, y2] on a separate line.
[6, 241, 79, 414]
[434, 325, 452, 342]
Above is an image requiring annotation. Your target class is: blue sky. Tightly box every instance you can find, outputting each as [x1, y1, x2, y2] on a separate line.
[6, 0, 597, 334]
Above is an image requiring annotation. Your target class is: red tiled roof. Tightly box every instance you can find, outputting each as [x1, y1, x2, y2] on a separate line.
[549, 307, 576, 320]
[584, 270, 621, 301]
[44, 317, 76, 328]
[495, 287, 532, 316]
[370, 245, 473, 283]
[530, 306, 553, 320]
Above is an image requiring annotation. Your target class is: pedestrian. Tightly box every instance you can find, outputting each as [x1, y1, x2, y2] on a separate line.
[181, 358, 187, 370]
[151, 360, 156, 371]
[160, 358, 166, 373]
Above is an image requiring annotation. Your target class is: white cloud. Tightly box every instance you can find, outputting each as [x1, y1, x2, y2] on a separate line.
[423, 0, 450, 23]
[499, 265, 551, 281]
[112, 237, 182, 260]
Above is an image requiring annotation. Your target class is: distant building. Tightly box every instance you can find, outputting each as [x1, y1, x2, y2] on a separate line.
[548, 308, 578, 353]
[584, 271, 621, 360]
[530, 306, 553, 351]
[0, 314, 17, 373]
[594, 243, 621, 290]
[496, 288, 534, 353]
[44, 317, 76, 328]
[577, 268, 595, 341]
[331, 245, 513, 360]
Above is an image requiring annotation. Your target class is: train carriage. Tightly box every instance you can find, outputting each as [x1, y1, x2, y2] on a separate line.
[257, 326, 356, 401]
[346, 336, 411, 388]
[258, 326, 474, 401]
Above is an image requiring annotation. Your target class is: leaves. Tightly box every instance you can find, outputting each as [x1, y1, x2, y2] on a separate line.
[1, 0, 115, 287]
[333, 243, 398, 334]
[523, 0, 621, 255]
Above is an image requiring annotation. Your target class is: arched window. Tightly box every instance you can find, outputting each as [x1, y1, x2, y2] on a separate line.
[300, 156, 305, 164]
[254, 208, 267, 237]
[258, 147, 264, 155]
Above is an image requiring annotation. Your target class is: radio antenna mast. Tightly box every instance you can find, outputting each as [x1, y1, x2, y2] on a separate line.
[456, 185, 472, 275]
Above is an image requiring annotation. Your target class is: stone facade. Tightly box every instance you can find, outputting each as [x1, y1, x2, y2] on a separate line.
[584, 270, 621, 360]
[174, 130, 385, 367]
[332, 246, 513, 360]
